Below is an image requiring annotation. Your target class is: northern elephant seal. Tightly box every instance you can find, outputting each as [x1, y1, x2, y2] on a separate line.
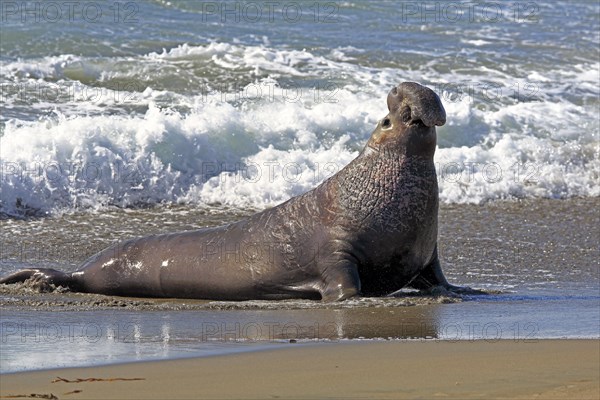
[0, 82, 481, 301]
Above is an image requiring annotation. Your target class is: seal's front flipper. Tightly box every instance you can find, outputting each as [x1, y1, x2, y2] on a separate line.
[319, 261, 361, 302]
[0, 268, 77, 292]
[408, 248, 485, 296]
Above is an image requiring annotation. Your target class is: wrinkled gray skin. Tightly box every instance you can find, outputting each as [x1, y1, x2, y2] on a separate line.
[0, 82, 482, 301]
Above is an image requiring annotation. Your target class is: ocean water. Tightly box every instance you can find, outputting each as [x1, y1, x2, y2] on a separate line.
[0, 0, 598, 217]
[0, 1, 599, 373]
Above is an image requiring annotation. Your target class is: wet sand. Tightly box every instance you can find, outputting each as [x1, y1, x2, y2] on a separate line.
[437, 198, 599, 293]
[1, 340, 598, 400]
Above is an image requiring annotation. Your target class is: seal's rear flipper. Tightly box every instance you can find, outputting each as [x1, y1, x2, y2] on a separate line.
[0, 268, 76, 292]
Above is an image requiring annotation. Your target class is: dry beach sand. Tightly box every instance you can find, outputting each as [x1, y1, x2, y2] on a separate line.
[1, 340, 598, 399]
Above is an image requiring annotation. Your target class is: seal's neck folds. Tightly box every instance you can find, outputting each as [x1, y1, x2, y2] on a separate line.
[333, 150, 437, 225]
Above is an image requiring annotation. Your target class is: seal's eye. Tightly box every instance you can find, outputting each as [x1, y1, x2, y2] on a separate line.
[401, 106, 412, 124]
[381, 118, 392, 129]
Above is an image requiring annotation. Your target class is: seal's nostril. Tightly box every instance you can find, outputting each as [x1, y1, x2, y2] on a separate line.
[381, 118, 391, 129]
[391, 87, 398, 96]
[401, 106, 411, 123]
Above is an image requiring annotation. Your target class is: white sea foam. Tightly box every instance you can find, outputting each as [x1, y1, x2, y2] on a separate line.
[1, 42, 598, 216]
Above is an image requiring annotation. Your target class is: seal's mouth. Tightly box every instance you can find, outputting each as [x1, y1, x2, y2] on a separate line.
[410, 119, 427, 129]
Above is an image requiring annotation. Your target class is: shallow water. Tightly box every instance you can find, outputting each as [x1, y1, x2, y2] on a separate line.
[1, 293, 598, 373]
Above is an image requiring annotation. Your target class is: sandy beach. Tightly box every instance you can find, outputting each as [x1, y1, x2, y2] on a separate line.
[1, 340, 598, 399]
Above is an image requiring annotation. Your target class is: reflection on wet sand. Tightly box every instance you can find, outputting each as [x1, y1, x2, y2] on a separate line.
[186, 307, 443, 341]
[2, 289, 599, 373]
[0, 299, 449, 372]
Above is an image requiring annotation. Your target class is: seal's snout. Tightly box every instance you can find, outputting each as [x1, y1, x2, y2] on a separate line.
[387, 82, 446, 127]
